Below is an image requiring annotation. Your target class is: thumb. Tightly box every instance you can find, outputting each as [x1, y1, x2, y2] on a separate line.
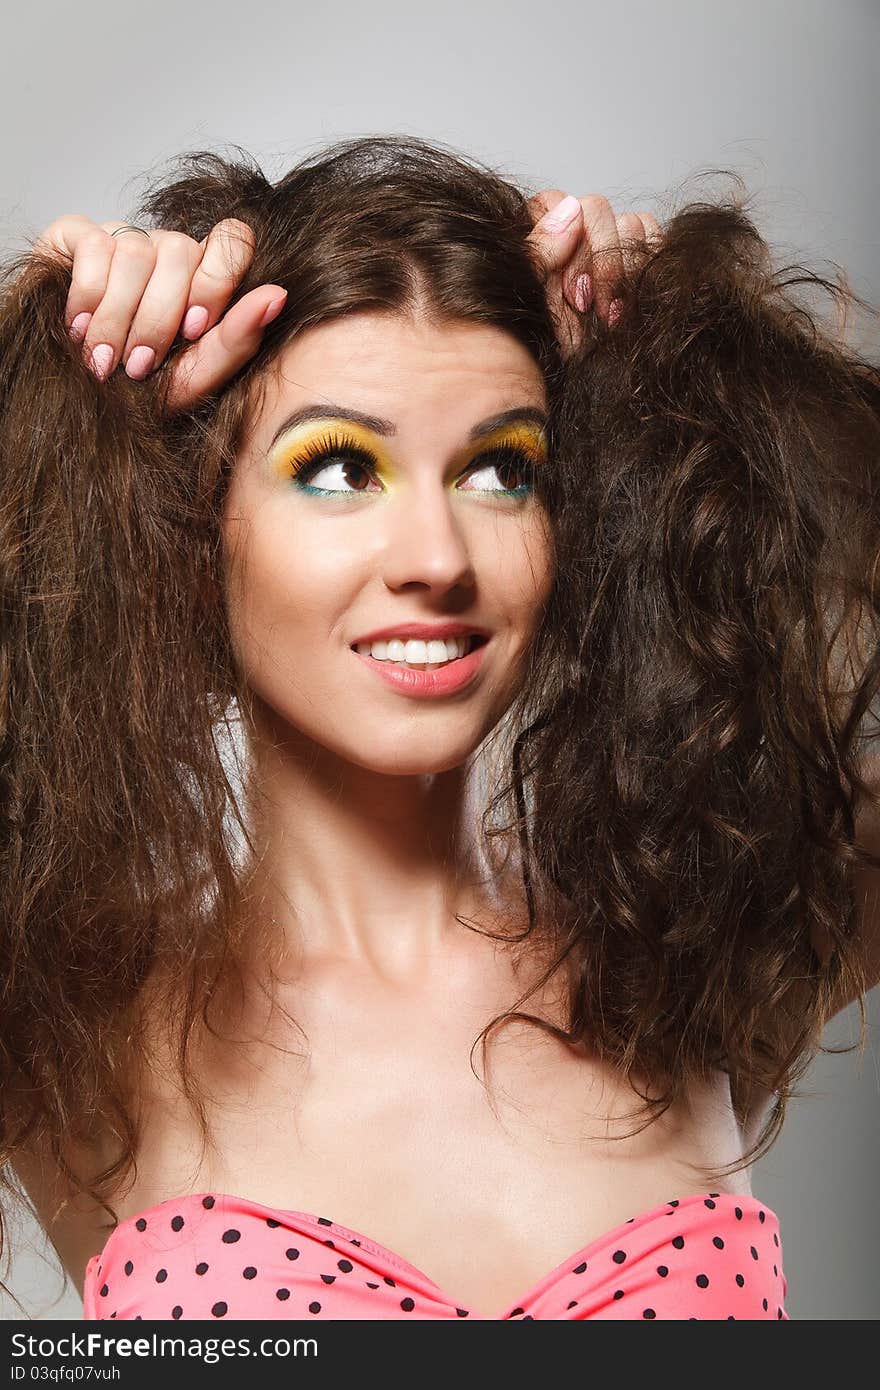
[525, 192, 584, 275]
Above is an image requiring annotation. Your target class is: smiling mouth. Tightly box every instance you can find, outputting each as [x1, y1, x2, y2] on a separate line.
[351, 634, 488, 669]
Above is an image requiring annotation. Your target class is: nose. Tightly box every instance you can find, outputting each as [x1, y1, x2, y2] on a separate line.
[379, 479, 477, 595]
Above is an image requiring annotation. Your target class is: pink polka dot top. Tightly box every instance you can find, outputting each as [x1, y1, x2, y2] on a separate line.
[82, 1189, 789, 1320]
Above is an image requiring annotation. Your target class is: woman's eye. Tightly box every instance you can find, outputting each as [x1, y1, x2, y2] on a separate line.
[296, 456, 380, 493]
[287, 440, 538, 496]
[462, 449, 537, 495]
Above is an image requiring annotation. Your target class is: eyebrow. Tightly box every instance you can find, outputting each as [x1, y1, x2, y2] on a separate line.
[268, 402, 548, 452]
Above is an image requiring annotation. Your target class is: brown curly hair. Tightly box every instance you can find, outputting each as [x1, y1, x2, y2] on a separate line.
[1, 135, 878, 1311]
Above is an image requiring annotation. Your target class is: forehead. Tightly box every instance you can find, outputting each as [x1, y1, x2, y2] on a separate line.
[250, 311, 547, 438]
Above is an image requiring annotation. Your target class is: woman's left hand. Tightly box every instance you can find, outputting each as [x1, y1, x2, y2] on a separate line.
[525, 190, 663, 356]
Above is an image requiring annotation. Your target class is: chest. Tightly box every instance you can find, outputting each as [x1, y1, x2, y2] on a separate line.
[118, 971, 751, 1319]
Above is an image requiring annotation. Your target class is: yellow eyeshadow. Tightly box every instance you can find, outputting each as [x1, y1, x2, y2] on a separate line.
[268, 419, 395, 482]
[268, 416, 549, 484]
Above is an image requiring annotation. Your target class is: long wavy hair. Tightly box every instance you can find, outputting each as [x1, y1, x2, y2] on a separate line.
[1, 135, 879, 1310]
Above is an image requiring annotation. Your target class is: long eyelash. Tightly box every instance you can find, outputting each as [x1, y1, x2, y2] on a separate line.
[284, 429, 541, 494]
[286, 429, 377, 484]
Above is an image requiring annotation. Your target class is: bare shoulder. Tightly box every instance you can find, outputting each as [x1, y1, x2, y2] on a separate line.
[9, 1129, 119, 1302]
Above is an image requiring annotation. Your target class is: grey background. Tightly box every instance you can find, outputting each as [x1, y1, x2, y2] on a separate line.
[1, 0, 878, 1320]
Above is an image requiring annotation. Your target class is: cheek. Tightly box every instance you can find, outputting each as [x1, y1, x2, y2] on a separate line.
[487, 514, 555, 646]
[221, 509, 354, 681]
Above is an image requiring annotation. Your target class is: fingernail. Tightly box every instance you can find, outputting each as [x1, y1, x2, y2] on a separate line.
[259, 293, 287, 329]
[542, 194, 581, 234]
[88, 344, 114, 380]
[182, 305, 209, 339]
[574, 274, 592, 313]
[125, 345, 156, 380]
[608, 298, 624, 327]
[69, 311, 92, 341]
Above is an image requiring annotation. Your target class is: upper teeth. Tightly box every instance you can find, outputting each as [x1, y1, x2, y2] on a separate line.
[355, 636, 473, 663]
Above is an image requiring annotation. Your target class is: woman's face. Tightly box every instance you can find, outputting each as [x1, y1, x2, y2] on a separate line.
[222, 310, 554, 774]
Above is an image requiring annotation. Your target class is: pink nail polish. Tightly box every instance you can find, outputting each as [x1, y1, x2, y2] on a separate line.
[542, 195, 581, 234]
[182, 305, 209, 339]
[574, 274, 592, 313]
[69, 311, 92, 341]
[258, 294, 287, 329]
[89, 344, 114, 380]
[125, 345, 156, 380]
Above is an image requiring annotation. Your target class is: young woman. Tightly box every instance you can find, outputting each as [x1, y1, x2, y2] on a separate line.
[1, 136, 878, 1321]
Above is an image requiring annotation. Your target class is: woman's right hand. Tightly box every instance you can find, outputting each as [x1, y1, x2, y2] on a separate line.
[33, 215, 288, 412]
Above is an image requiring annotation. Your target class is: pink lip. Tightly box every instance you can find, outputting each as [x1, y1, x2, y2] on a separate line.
[351, 636, 489, 698]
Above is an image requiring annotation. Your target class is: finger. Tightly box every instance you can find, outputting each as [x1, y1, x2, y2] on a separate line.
[575, 195, 624, 322]
[80, 226, 158, 380]
[37, 218, 116, 335]
[179, 218, 256, 342]
[525, 190, 585, 277]
[118, 230, 205, 378]
[163, 285, 288, 414]
[635, 211, 664, 247]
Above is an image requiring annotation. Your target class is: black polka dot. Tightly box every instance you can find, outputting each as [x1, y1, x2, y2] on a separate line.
[124, 1261, 133, 1277]
[276, 1288, 290, 1301]
[172, 1306, 182, 1320]
[708, 1192, 720, 1197]
[456, 1309, 469, 1317]
[643, 1308, 656, 1318]
[99, 1284, 108, 1298]
[350, 1238, 362, 1247]
[308, 1301, 321, 1314]
[672, 1236, 685, 1249]
[155, 1269, 168, 1283]
[668, 1199, 680, 1207]
[696, 1274, 709, 1288]
[713, 1236, 725, 1249]
[211, 1301, 228, 1318]
[612, 1249, 627, 1264]
[573, 1261, 587, 1274]
[323, 1240, 335, 1248]
[735, 1274, 745, 1287]
[758, 1210, 766, 1223]
[195, 1262, 209, 1276]
[222, 1228, 241, 1244]
[657, 1265, 669, 1277]
[613, 1290, 625, 1301]
[383, 1276, 396, 1287]
[567, 1300, 578, 1309]
[773, 1232, 779, 1247]
[401, 1297, 415, 1311]
[243, 1267, 257, 1279]
[135, 1218, 147, 1232]
[734, 1207, 743, 1220]
[508, 1307, 524, 1317]
[704, 1199, 716, 1209]
[266, 1218, 281, 1228]
[317, 1217, 332, 1226]
[285, 1248, 300, 1261]
[171, 1216, 185, 1232]
[777, 1307, 783, 1319]
[728, 1314, 736, 1320]
[366, 1283, 380, 1289]
[337, 1259, 353, 1272]
[321, 1274, 336, 1284]
[202, 1196, 215, 1209]
[762, 1298, 768, 1311]
[750, 1246, 759, 1260]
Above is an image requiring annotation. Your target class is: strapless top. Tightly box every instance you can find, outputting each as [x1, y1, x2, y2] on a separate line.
[82, 1188, 788, 1321]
